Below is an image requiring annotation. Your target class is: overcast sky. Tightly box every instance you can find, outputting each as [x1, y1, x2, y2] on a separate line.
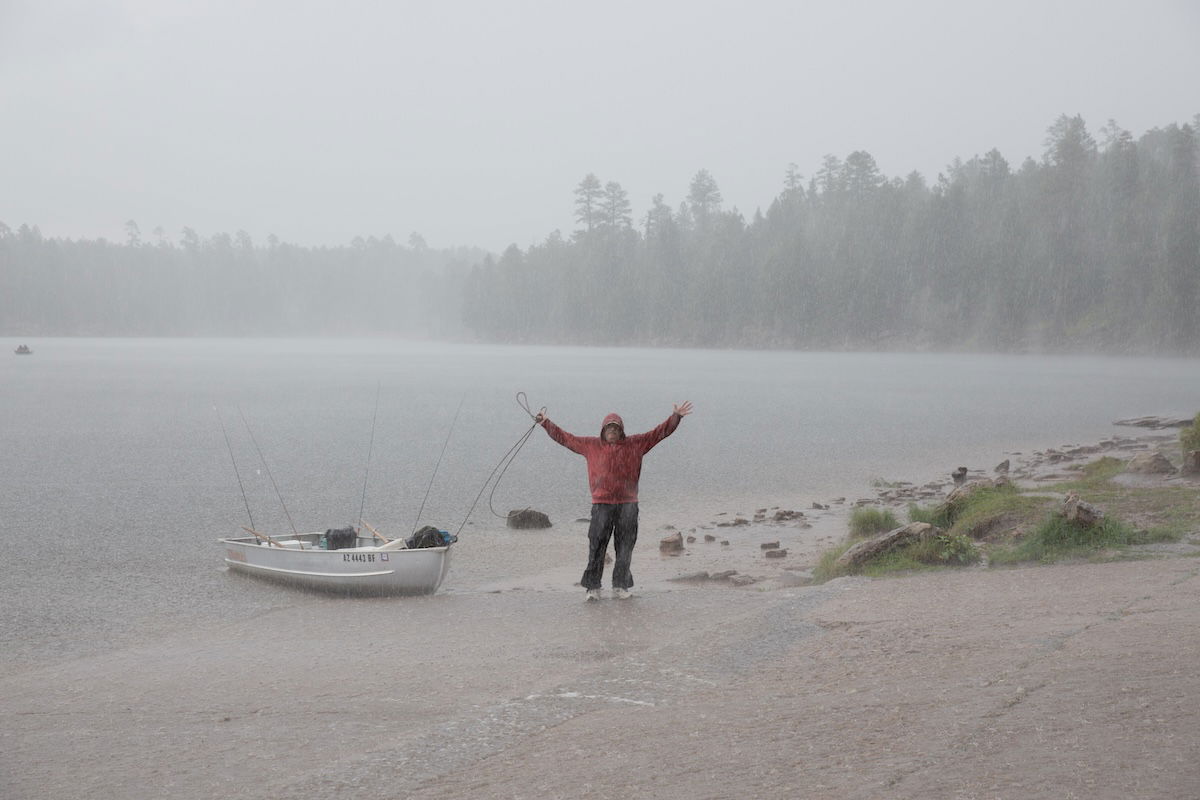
[2, 0, 1197, 252]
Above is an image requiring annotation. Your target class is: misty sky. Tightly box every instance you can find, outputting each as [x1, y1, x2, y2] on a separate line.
[2, 0, 1198, 252]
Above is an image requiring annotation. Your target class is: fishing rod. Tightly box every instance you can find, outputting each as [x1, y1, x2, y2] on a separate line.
[214, 405, 255, 532]
[238, 405, 299, 537]
[411, 395, 465, 534]
[453, 392, 545, 537]
[356, 381, 382, 530]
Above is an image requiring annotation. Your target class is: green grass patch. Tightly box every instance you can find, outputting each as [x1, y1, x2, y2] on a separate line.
[1050, 456, 1126, 493]
[990, 514, 1141, 565]
[858, 549, 940, 577]
[944, 491, 1051, 540]
[848, 507, 900, 538]
[907, 482, 1030, 533]
[812, 528, 981, 582]
[1181, 412, 1200, 453]
[906, 503, 941, 526]
[1045, 463, 1197, 545]
[940, 482, 1020, 523]
[840, 533, 983, 578]
[928, 532, 983, 564]
[812, 542, 853, 582]
[816, 452, 1200, 579]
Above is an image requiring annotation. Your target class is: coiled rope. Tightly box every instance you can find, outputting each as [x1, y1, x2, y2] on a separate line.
[454, 392, 545, 536]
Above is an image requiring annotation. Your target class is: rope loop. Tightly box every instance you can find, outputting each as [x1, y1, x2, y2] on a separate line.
[515, 391, 546, 422]
[454, 392, 545, 536]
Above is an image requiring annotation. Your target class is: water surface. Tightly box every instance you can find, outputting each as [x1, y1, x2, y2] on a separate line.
[2, 338, 1197, 667]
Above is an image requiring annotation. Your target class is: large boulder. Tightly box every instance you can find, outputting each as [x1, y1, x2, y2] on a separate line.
[506, 508, 552, 529]
[1062, 493, 1104, 527]
[834, 522, 940, 571]
[1126, 452, 1177, 475]
[1181, 450, 1200, 476]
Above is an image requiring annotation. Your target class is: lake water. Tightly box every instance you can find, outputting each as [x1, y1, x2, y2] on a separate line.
[3, 338, 1198, 668]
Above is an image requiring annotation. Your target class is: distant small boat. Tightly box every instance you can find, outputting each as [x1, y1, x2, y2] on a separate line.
[218, 526, 454, 595]
[14, 344, 32, 355]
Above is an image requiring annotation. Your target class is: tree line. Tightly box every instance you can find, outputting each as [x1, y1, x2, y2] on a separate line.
[465, 114, 1200, 354]
[0, 227, 479, 338]
[2, 113, 1197, 354]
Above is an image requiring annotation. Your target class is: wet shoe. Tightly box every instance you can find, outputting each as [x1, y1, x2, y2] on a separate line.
[585, 589, 601, 602]
[613, 588, 632, 600]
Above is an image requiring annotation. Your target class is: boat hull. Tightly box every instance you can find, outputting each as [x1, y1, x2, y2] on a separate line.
[219, 534, 452, 596]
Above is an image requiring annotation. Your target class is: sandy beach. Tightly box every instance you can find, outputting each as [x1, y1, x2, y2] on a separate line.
[3, 432, 1198, 799]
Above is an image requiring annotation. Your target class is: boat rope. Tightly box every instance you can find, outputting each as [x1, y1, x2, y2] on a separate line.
[238, 405, 299, 537]
[454, 392, 545, 537]
[515, 391, 540, 421]
[214, 405, 255, 532]
[356, 381, 382, 530]
[411, 394, 465, 534]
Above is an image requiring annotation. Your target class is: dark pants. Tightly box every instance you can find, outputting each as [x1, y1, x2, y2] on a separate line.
[582, 502, 638, 590]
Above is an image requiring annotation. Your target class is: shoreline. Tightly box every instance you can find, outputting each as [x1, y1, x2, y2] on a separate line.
[637, 419, 1195, 591]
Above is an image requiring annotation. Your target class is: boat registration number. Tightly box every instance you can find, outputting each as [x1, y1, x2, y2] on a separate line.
[343, 553, 377, 563]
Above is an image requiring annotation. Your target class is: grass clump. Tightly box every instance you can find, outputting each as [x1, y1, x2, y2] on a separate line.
[858, 550, 939, 577]
[1181, 412, 1200, 453]
[814, 521, 982, 583]
[906, 502, 941, 527]
[907, 481, 1028, 533]
[822, 530, 983, 580]
[943, 491, 1050, 541]
[1051, 456, 1126, 493]
[848, 507, 900, 538]
[1080, 455, 1127, 482]
[812, 542, 853, 582]
[1045, 457, 1196, 544]
[930, 532, 982, 564]
[863, 532, 982, 576]
[990, 514, 1141, 565]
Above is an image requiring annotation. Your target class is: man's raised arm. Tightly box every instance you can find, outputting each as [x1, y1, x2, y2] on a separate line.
[536, 413, 588, 455]
[631, 401, 693, 454]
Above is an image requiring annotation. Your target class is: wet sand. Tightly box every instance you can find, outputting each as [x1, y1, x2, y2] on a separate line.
[4, 543, 1199, 798]
[0, 508, 843, 800]
[415, 559, 1200, 800]
[3, 434, 1198, 799]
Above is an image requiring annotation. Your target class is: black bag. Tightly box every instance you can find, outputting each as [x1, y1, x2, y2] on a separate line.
[407, 525, 446, 549]
[324, 527, 357, 550]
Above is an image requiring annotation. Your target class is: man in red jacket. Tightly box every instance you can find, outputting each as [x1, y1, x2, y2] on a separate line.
[536, 402, 693, 601]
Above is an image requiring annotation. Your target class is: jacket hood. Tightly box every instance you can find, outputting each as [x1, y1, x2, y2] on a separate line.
[600, 413, 625, 439]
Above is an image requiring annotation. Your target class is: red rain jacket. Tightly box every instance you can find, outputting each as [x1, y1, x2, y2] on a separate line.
[540, 411, 682, 504]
